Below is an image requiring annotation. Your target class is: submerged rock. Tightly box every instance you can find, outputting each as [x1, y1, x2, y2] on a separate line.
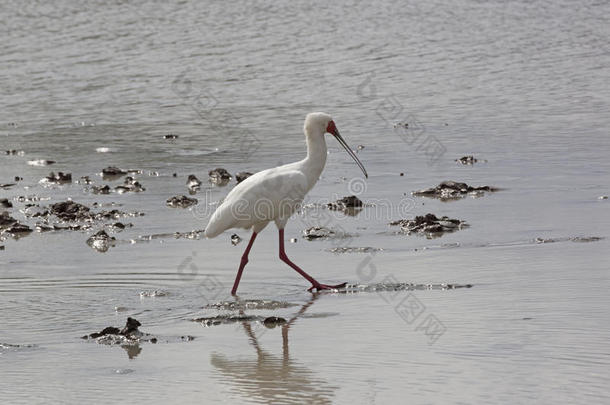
[186, 174, 202, 191]
[0, 198, 12, 208]
[41, 172, 72, 184]
[327, 195, 363, 212]
[139, 289, 169, 297]
[78, 176, 93, 185]
[203, 300, 298, 310]
[455, 155, 481, 165]
[263, 317, 287, 328]
[235, 171, 253, 183]
[91, 185, 111, 194]
[192, 314, 262, 326]
[390, 213, 468, 238]
[166, 195, 198, 208]
[534, 236, 603, 244]
[115, 176, 145, 193]
[27, 159, 55, 166]
[326, 247, 382, 254]
[0, 183, 16, 189]
[412, 181, 498, 201]
[86, 230, 116, 252]
[302, 226, 351, 240]
[102, 166, 127, 177]
[208, 168, 231, 185]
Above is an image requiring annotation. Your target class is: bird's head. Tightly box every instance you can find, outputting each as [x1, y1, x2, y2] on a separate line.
[304, 112, 368, 178]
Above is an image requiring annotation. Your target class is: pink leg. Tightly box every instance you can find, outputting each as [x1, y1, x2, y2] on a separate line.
[278, 229, 346, 292]
[231, 231, 258, 295]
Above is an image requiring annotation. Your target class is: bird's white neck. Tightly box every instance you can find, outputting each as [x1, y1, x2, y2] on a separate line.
[301, 128, 327, 188]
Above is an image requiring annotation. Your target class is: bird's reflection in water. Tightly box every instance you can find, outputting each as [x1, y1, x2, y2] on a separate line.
[211, 294, 338, 404]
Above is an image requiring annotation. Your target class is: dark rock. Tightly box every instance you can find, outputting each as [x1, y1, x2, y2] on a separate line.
[208, 168, 231, 185]
[235, 171, 253, 183]
[390, 213, 468, 238]
[42, 172, 72, 184]
[0, 245, 4, 250]
[0, 212, 19, 229]
[302, 226, 351, 240]
[120, 317, 142, 336]
[164, 134, 178, 139]
[50, 201, 91, 221]
[455, 155, 478, 165]
[2, 223, 33, 237]
[91, 185, 111, 194]
[114, 176, 145, 193]
[263, 317, 287, 328]
[14, 176, 22, 182]
[82, 317, 142, 340]
[327, 195, 363, 210]
[231, 234, 242, 245]
[186, 175, 202, 190]
[86, 230, 116, 252]
[78, 176, 93, 185]
[102, 166, 127, 177]
[0, 199, 12, 208]
[412, 181, 498, 201]
[166, 195, 198, 208]
[0, 183, 16, 189]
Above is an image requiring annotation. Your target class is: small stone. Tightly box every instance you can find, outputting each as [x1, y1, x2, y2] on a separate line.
[208, 168, 232, 185]
[166, 195, 198, 208]
[235, 171, 253, 183]
[599, 196, 608, 200]
[0, 198, 12, 208]
[263, 316, 287, 328]
[164, 134, 178, 139]
[187, 175, 202, 190]
[290, 238, 297, 243]
[231, 234, 242, 245]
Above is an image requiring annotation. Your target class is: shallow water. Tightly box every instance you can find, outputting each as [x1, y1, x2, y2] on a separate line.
[1, 0, 610, 403]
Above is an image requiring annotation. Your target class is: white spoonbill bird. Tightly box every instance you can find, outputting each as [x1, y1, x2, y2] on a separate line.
[204, 112, 367, 294]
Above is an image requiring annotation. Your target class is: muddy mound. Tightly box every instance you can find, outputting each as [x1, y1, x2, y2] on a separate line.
[390, 213, 468, 238]
[412, 181, 498, 201]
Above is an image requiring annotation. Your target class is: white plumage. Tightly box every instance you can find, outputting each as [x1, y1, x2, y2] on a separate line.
[204, 112, 367, 294]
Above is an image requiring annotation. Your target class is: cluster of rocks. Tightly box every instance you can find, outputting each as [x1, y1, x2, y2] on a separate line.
[412, 181, 498, 201]
[390, 213, 468, 238]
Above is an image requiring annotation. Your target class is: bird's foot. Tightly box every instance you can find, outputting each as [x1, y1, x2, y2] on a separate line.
[307, 282, 347, 293]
